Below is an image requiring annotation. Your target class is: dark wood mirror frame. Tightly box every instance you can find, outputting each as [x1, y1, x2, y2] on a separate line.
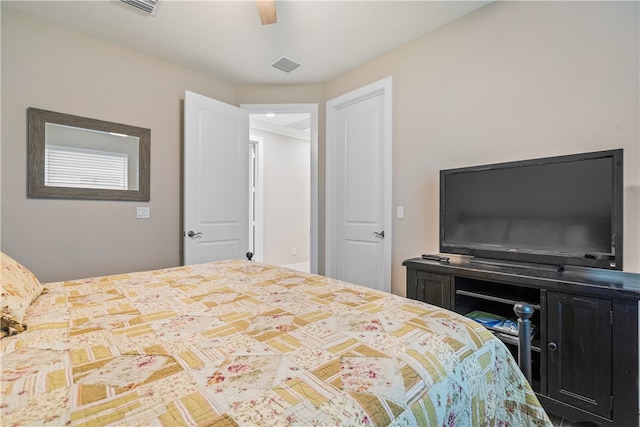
[27, 108, 150, 201]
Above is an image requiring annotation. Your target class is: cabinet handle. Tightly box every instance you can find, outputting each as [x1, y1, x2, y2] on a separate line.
[548, 342, 558, 351]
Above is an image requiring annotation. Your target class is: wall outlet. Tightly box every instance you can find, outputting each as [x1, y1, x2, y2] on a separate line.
[136, 207, 150, 219]
[292, 248, 297, 256]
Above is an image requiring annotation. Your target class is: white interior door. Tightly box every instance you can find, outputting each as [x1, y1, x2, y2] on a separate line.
[184, 90, 249, 265]
[326, 77, 392, 292]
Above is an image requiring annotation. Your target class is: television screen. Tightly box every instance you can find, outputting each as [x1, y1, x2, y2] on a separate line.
[440, 149, 623, 270]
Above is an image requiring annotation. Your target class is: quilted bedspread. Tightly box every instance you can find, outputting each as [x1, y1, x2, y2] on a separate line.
[1, 260, 551, 426]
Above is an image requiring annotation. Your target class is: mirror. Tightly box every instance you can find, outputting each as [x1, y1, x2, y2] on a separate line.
[27, 108, 150, 201]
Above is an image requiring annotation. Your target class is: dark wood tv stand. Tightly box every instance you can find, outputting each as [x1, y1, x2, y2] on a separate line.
[403, 256, 640, 427]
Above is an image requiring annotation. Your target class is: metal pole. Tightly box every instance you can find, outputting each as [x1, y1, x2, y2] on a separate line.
[513, 301, 533, 383]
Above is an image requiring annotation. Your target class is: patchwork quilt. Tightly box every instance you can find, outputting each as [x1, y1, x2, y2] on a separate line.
[1, 260, 551, 426]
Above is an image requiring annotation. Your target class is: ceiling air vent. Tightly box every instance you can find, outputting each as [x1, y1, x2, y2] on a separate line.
[271, 56, 302, 74]
[120, 0, 159, 15]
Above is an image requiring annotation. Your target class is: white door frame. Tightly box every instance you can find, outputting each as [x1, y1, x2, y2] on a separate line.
[248, 136, 264, 262]
[241, 103, 319, 275]
[325, 77, 393, 288]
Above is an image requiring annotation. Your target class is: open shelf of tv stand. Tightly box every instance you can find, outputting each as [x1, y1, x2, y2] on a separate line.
[403, 256, 640, 427]
[455, 287, 542, 353]
[455, 288, 542, 310]
[488, 328, 541, 352]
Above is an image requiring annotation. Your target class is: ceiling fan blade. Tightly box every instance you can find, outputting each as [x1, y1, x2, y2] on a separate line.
[256, 0, 277, 25]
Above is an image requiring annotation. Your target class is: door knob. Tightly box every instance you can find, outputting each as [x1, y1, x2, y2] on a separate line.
[187, 231, 202, 238]
[373, 231, 385, 239]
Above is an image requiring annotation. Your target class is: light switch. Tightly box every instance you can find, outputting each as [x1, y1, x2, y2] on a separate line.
[137, 207, 150, 219]
[396, 206, 405, 219]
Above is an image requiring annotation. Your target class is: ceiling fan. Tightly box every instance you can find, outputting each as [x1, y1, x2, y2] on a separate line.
[256, 0, 277, 25]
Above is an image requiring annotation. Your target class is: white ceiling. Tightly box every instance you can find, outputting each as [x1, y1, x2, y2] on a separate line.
[3, 0, 490, 85]
[251, 112, 311, 137]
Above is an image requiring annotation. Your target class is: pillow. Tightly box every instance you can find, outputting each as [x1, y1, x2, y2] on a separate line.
[1, 252, 44, 335]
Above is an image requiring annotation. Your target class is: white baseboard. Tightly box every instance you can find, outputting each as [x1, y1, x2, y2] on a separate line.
[282, 262, 310, 273]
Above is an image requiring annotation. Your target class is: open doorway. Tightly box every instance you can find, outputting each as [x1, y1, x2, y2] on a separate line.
[242, 104, 318, 274]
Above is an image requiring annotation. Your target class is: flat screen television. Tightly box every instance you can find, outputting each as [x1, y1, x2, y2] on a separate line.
[439, 149, 623, 270]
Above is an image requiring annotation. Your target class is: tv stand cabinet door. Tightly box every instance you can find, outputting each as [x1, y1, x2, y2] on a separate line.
[546, 292, 612, 419]
[408, 270, 452, 310]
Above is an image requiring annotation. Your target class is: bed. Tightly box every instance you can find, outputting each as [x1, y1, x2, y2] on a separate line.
[1, 253, 551, 426]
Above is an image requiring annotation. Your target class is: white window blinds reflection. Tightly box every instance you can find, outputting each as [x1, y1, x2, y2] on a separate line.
[45, 145, 129, 190]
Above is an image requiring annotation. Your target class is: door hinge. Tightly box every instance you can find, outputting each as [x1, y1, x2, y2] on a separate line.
[610, 395, 613, 412]
[610, 310, 613, 326]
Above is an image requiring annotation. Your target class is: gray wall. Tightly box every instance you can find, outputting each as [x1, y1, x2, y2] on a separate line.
[324, 1, 640, 294]
[0, 9, 227, 280]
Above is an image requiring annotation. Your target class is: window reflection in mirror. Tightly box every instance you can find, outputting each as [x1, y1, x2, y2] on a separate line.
[44, 123, 139, 191]
[27, 108, 150, 201]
